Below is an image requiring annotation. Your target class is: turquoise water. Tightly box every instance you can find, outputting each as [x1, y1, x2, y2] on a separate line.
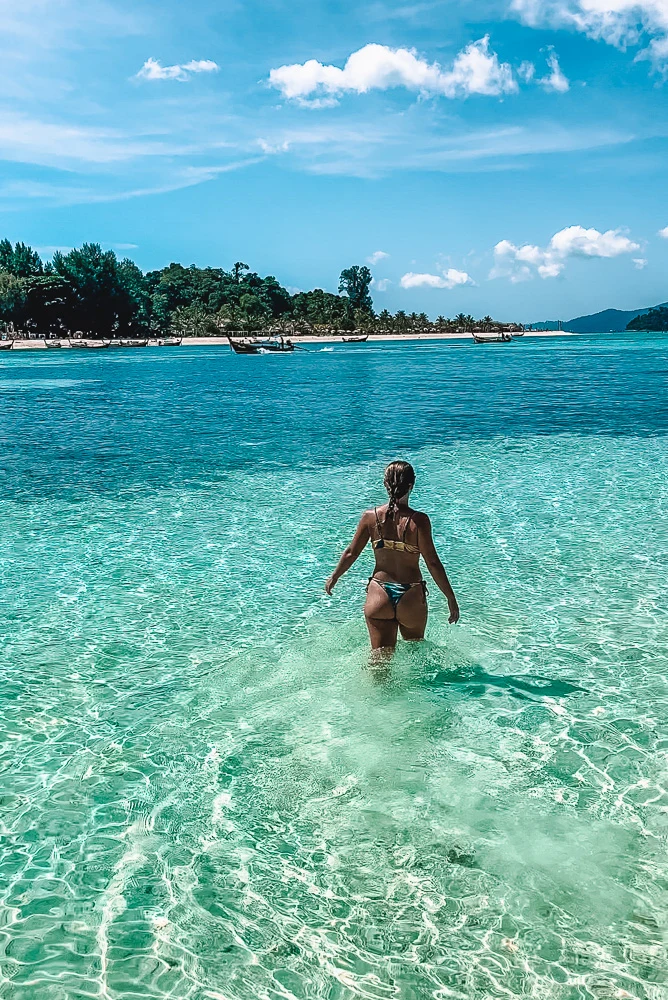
[1, 334, 668, 999]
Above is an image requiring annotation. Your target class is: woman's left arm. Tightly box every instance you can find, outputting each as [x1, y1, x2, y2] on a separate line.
[325, 514, 370, 594]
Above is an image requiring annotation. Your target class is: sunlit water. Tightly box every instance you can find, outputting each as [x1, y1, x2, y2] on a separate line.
[1, 334, 667, 999]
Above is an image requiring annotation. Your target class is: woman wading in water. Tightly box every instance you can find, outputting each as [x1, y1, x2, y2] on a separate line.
[325, 461, 460, 652]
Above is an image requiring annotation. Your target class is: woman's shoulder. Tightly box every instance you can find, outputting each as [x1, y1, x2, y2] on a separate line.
[410, 509, 431, 527]
[362, 504, 386, 517]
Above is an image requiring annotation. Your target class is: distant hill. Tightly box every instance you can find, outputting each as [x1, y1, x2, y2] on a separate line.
[530, 303, 668, 333]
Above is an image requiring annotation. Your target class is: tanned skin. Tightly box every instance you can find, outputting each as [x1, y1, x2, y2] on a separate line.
[325, 489, 459, 651]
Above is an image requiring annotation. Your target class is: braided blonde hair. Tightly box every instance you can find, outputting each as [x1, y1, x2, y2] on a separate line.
[384, 460, 415, 518]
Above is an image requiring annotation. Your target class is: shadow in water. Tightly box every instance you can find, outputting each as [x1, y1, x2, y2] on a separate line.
[423, 665, 584, 701]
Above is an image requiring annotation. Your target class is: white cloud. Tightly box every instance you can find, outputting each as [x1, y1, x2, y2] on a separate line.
[136, 58, 219, 82]
[510, 0, 668, 72]
[659, 225, 668, 238]
[268, 37, 518, 104]
[538, 51, 570, 91]
[367, 250, 390, 264]
[375, 278, 392, 290]
[518, 60, 536, 80]
[490, 224, 641, 281]
[633, 257, 648, 268]
[400, 267, 475, 289]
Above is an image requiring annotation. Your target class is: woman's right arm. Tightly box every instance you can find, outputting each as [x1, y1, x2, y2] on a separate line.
[416, 513, 460, 623]
[325, 513, 370, 595]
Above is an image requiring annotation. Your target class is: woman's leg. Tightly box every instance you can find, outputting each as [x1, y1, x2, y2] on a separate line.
[364, 582, 399, 651]
[397, 585, 428, 641]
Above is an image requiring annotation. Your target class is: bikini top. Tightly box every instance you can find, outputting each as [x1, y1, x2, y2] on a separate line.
[371, 507, 420, 555]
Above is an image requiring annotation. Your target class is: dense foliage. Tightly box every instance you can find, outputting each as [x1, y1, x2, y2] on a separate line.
[0, 239, 515, 338]
[627, 306, 668, 331]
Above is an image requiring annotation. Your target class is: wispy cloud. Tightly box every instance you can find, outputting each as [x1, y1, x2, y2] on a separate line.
[367, 250, 390, 264]
[538, 51, 570, 91]
[490, 224, 641, 281]
[633, 257, 648, 268]
[0, 160, 263, 207]
[0, 111, 181, 168]
[135, 57, 219, 82]
[254, 115, 635, 177]
[269, 37, 519, 104]
[400, 267, 475, 289]
[510, 0, 668, 74]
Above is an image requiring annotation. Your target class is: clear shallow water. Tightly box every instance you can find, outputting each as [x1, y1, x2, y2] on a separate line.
[1, 334, 667, 999]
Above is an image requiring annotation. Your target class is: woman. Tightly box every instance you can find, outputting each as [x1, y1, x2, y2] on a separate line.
[325, 461, 460, 651]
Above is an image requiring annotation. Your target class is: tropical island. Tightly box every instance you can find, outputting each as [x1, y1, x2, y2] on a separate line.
[626, 305, 668, 331]
[0, 239, 523, 341]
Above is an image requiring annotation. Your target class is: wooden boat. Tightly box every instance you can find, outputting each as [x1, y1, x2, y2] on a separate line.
[227, 335, 294, 354]
[69, 339, 110, 349]
[0, 341, 13, 350]
[342, 334, 368, 343]
[44, 340, 62, 348]
[472, 332, 513, 344]
[122, 339, 148, 347]
[161, 337, 182, 346]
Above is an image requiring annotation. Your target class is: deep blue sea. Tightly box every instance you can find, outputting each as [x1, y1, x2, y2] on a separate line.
[1, 334, 667, 999]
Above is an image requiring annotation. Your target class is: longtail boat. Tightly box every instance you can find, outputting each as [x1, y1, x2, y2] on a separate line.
[342, 334, 368, 343]
[0, 341, 13, 350]
[44, 341, 62, 349]
[227, 335, 294, 354]
[161, 337, 182, 346]
[69, 339, 110, 349]
[472, 332, 513, 344]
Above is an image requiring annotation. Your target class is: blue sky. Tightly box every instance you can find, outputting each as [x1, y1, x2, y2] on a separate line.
[3, 0, 668, 321]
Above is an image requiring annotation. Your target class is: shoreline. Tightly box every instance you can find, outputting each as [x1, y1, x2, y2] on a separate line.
[2, 330, 572, 350]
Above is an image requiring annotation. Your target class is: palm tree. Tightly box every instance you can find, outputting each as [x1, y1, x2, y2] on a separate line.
[455, 312, 467, 331]
[378, 309, 392, 332]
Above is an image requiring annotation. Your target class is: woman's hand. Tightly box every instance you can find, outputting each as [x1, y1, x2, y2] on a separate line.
[448, 600, 460, 624]
[325, 576, 336, 595]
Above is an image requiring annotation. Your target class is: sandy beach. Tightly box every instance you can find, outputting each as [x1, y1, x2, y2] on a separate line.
[3, 330, 570, 349]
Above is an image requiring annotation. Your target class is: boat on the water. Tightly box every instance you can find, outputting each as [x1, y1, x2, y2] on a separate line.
[69, 339, 110, 349]
[342, 334, 368, 343]
[160, 337, 182, 346]
[0, 341, 13, 350]
[472, 332, 513, 344]
[227, 335, 295, 354]
[44, 341, 62, 349]
[122, 339, 148, 347]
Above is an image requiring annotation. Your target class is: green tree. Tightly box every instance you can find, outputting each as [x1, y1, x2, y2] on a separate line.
[0, 272, 27, 329]
[24, 274, 71, 336]
[394, 310, 408, 332]
[116, 258, 150, 334]
[377, 309, 392, 330]
[147, 264, 199, 333]
[627, 306, 668, 331]
[239, 292, 270, 328]
[338, 265, 373, 315]
[0, 239, 43, 278]
[52, 243, 135, 337]
[233, 261, 249, 283]
[171, 304, 216, 337]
